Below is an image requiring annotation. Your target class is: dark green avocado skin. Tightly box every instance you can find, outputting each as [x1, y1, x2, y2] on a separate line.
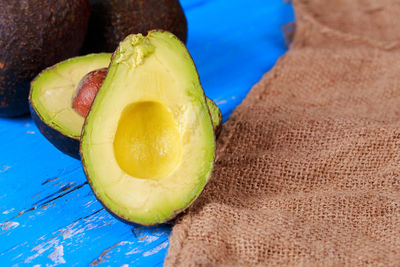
[0, 1, 90, 117]
[29, 104, 80, 159]
[81, 0, 187, 53]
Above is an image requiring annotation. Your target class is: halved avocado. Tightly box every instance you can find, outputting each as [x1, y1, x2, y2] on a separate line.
[29, 53, 112, 158]
[80, 31, 215, 225]
[29, 53, 222, 159]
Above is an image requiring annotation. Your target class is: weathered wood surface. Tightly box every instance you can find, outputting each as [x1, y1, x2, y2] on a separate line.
[0, 0, 293, 265]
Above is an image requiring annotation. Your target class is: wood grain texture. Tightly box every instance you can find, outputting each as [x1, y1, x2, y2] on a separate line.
[0, 0, 293, 265]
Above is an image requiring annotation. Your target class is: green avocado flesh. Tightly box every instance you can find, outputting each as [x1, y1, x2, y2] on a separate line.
[81, 31, 216, 225]
[30, 53, 112, 138]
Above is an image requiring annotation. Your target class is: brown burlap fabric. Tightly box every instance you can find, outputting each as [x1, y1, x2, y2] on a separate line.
[165, 0, 400, 265]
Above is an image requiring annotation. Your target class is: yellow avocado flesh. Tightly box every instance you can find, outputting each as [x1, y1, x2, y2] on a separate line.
[81, 32, 215, 225]
[114, 101, 182, 180]
[30, 54, 111, 138]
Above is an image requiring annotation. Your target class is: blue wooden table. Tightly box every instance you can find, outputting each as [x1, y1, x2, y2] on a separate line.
[0, 1, 293, 265]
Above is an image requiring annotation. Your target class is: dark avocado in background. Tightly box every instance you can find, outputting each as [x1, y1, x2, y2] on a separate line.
[81, 0, 187, 53]
[81, 31, 215, 225]
[30, 53, 221, 159]
[0, 1, 90, 117]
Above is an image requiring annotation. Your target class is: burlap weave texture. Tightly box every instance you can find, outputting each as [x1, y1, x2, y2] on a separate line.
[165, 0, 400, 265]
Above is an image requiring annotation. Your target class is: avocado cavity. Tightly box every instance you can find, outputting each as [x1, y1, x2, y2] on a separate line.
[114, 101, 182, 180]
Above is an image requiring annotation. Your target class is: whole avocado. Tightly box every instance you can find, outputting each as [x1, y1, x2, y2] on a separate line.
[81, 0, 187, 53]
[0, 1, 90, 117]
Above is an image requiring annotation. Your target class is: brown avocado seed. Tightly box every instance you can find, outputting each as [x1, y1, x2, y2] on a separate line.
[73, 68, 107, 117]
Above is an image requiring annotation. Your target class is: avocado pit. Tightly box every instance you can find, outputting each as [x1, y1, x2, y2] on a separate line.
[73, 68, 107, 117]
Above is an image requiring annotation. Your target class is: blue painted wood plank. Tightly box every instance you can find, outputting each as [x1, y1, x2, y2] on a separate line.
[184, 0, 294, 118]
[0, 0, 293, 265]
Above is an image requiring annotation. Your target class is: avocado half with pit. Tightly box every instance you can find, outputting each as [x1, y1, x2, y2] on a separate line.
[80, 31, 215, 225]
[29, 53, 111, 158]
[29, 53, 221, 159]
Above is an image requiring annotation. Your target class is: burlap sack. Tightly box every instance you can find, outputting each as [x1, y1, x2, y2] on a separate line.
[165, 0, 400, 265]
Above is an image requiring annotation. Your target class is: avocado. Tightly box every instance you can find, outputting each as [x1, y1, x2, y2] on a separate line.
[81, 31, 215, 225]
[30, 53, 221, 159]
[81, 0, 187, 53]
[29, 53, 112, 158]
[0, 1, 90, 117]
